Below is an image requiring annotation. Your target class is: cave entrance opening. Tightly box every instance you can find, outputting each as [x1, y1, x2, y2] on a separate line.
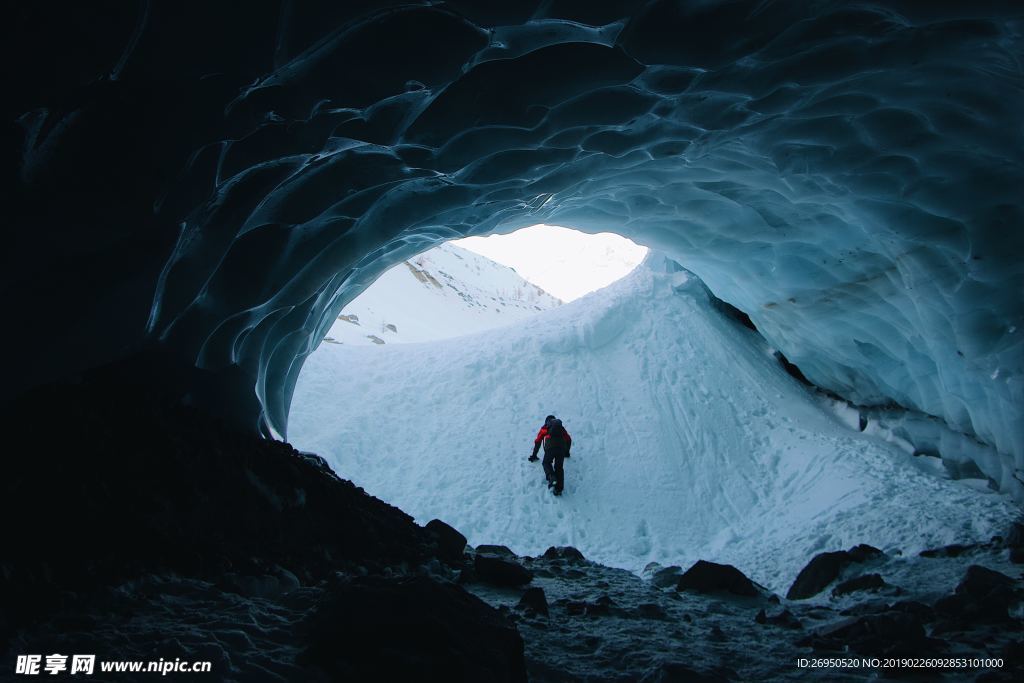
[314, 224, 648, 347]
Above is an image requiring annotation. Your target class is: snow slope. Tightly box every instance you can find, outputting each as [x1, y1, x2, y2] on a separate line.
[320, 242, 561, 346]
[290, 257, 1017, 591]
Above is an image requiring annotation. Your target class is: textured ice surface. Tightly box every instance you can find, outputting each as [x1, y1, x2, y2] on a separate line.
[290, 258, 1018, 589]
[8, 2, 1023, 492]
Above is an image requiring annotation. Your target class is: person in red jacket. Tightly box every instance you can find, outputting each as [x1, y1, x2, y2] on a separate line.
[528, 415, 572, 495]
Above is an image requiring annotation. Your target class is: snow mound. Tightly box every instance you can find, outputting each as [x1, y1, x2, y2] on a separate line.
[320, 242, 560, 346]
[291, 257, 1017, 591]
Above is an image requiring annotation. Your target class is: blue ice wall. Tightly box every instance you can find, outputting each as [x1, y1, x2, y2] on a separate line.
[8, 1, 1023, 493]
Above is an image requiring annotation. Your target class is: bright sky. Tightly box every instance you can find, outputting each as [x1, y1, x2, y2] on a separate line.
[454, 225, 648, 302]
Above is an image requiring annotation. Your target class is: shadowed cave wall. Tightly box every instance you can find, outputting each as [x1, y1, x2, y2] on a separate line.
[5, 1, 1023, 494]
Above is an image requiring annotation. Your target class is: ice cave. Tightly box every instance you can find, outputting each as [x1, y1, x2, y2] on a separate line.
[4, 1, 1023, 681]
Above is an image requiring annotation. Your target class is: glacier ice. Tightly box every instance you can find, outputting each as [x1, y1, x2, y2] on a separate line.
[7, 2, 1023, 497]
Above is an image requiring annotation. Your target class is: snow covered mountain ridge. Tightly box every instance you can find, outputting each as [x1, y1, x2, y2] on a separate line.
[319, 243, 561, 346]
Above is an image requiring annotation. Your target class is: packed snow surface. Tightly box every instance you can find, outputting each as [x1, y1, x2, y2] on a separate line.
[455, 225, 647, 302]
[291, 258, 1018, 591]
[320, 242, 560, 346]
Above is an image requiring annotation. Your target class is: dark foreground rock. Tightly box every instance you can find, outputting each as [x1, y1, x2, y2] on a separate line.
[1, 365, 438, 643]
[475, 554, 534, 587]
[935, 564, 1019, 623]
[302, 576, 526, 682]
[516, 587, 549, 616]
[787, 544, 884, 599]
[832, 573, 886, 597]
[0, 366, 526, 682]
[426, 519, 468, 565]
[755, 607, 803, 629]
[798, 610, 943, 658]
[676, 560, 760, 597]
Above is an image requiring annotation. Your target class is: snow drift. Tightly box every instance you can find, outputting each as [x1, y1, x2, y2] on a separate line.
[291, 257, 1017, 590]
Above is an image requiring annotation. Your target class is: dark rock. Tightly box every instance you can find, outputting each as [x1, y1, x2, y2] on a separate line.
[888, 600, 935, 622]
[934, 564, 1018, 623]
[541, 546, 586, 562]
[801, 611, 938, 658]
[302, 575, 526, 682]
[832, 573, 886, 597]
[476, 545, 517, 558]
[425, 519, 467, 565]
[1, 377, 434, 636]
[1006, 522, 1024, 547]
[676, 560, 760, 597]
[474, 555, 533, 587]
[1010, 546, 1024, 564]
[650, 565, 684, 589]
[787, 552, 848, 600]
[839, 599, 891, 617]
[708, 624, 727, 641]
[957, 564, 1014, 599]
[516, 587, 548, 616]
[787, 545, 884, 599]
[559, 597, 615, 617]
[920, 543, 978, 558]
[755, 608, 802, 629]
[847, 544, 884, 562]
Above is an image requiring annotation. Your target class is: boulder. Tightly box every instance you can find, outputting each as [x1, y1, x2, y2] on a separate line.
[832, 573, 886, 597]
[919, 543, 977, 558]
[787, 545, 883, 599]
[1006, 521, 1024, 547]
[541, 546, 586, 563]
[955, 564, 1014, 599]
[755, 608, 802, 629]
[301, 576, 526, 682]
[425, 519, 467, 565]
[676, 560, 760, 597]
[476, 545, 517, 558]
[516, 587, 548, 616]
[799, 611, 941, 658]
[934, 564, 1018, 624]
[474, 555, 533, 587]
[650, 565, 684, 589]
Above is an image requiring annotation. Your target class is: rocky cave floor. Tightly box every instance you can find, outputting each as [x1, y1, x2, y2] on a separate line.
[7, 536, 1023, 682]
[2, 371, 1022, 682]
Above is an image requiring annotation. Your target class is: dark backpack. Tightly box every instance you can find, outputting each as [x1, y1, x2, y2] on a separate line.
[543, 419, 568, 455]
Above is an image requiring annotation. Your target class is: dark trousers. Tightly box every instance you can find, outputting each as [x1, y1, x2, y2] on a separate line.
[542, 451, 565, 492]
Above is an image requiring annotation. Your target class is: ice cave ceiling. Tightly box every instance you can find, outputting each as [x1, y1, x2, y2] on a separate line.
[6, 1, 1023, 490]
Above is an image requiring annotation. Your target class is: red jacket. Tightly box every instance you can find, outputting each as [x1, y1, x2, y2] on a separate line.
[532, 424, 572, 458]
[534, 425, 572, 448]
